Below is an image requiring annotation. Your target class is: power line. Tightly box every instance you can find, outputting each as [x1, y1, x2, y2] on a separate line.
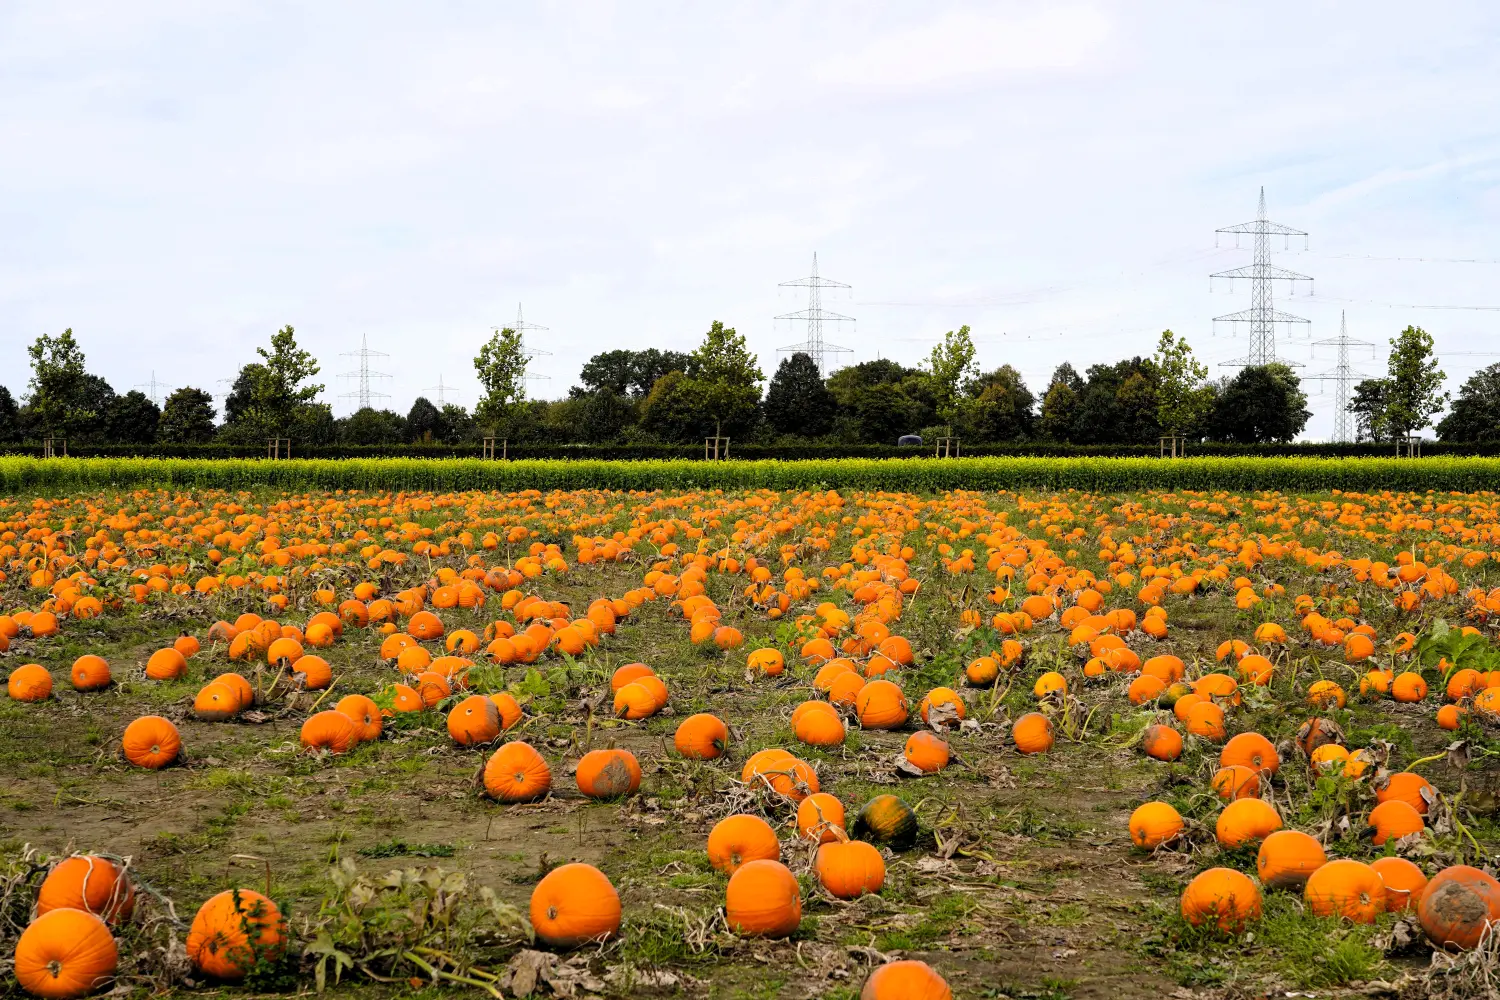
[338, 334, 392, 411]
[776, 252, 854, 378]
[1211, 188, 1314, 368]
[134, 371, 170, 406]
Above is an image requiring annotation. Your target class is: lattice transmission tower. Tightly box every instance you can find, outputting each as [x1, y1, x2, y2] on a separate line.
[135, 371, 170, 405]
[339, 334, 392, 411]
[1211, 188, 1313, 367]
[776, 252, 854, 377]
[500, 303, 550, 387]
[426, 376, 459, 405]
[1307, 310, 1376, 443]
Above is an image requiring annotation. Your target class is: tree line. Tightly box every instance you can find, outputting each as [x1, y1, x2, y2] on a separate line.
[0, 319, 1481, 449]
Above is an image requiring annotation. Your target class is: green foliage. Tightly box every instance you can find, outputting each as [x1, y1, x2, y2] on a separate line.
[576, 348, 693, 398]
[105, 390, 160, 445]
[692, 320, 762, 436]
[0, 385, 17, 442]
[1152, 330, 1212, 435]
[925, 324, 978, 427]
[1209, 364, 1311, 443]
[339, 407, 405, 445]
[158, 387, 218, 443]
[764, 352, 835, 437]
[958, 365, 1035, 442]
[1383, 325, 1448, 439]
[26, 328, 95, 437]
[1437, 361, 1500, 442]
[474, 326, 529, 434]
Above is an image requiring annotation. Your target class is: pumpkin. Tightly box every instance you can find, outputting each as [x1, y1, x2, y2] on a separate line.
[1180, 867, 1261, 932]
[1142, 724, 1183, 762]
[1419, 865, 1500, 950]
[1185, 700, 1226, 741]
[406, 610, 445, 640]
[36, 856, 135, 925]
[674, 713, 728, 759]
[335, 694, 383, 742]
[1391, 671, 1427, 702]
[193, 682, 241, 722]
[1012, 712, 1054, 754]
[144, 648, 187, 681]
[965, 656, 999, 687]
[1255, 830, 1326, 890]
[391, 683, 425, 713]
[413, 671, 451, 707]
[265, 637, 303, 666]
[1305, 859, 1384, 923]
[13, 908, 118, 999]
[293, 654, 331, 690]
[447, 695, 502, 747]
[487, 692, 523, 731]
[707, 814, 780, 874]
[796, 793, 846, 843]
[1033, 671, 1068, 698]
[614, 682, 659, 720]
[69, 655, 111, 692]
[1371, 856, 1427, 912]
[610, 663, 654, 692]
[1219, 732, 1279, 775]
[741, 749, 818, 802]
[1127, 674, 1166, 705]
[1367, 799, 1425, 845]
[8, 664, 53, 702]
[529, 863, 621, 949]
[483, 742, 552, 802]
[747, 648, 783, 674]
[121, 716, 180, 769]
[1375, 771, 1434, 815]
[1309, 743, 1350, 772]
[860, 960, 952, 1000]
[852, 794, 918, 851]
[918, 687, 966, 726]
[1128, 801, 1183, 849]
[902, 731, 950, 773]
[816, 838, 886, 899]
[185, 889, 286, 980]
[300, 710, 359, 754]
[855, 680, 909, 730]
[1211, 765, 1261, 801]
[1215, 797, 1282, 849]
[793, 701, 847, 747]
[1307, 679, 1347, 709]
[575, 748, 641, 799]
[828, 671, 868, 706]
[725, 859, 801, 937]
[1295, 717, 1344, 755]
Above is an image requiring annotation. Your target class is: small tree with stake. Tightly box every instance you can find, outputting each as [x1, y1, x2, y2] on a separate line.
[1381, 325, 1448, 453]
[1152, 330, 1212, 456]
[474, 327, 529, 449]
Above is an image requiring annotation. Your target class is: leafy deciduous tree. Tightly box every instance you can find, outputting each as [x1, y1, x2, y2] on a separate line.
[764, 352, 836, 437]
[1437, 363, 1500, 442]
[157, 388, 218, 443]
[1382, 325, 1447, 441]
[474, 327, 529, 434]
[1208, 364, 1310, 443]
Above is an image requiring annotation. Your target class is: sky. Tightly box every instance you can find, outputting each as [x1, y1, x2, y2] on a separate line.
[3, 1, 1500, 440]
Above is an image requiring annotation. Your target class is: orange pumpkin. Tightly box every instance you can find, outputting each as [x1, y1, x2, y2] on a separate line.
[1211, 765, 1261, 801]
[185, 889, 286, 980]
[9, 663, 54, 702]
[1255, 830, 1326, 890]
[1128, 802, 1183, 849]
[446, 695, 502, 747]
[1371, 856, 1427, 913]
[1305, 859, 1384, 923]
[796, 793, 846, 844]
[1215, 797, 1282, 848]
[1219, 732, 1279, 775]
[575, 748, 641, 799]
[144, 648, 187, 681]
[36, 856, 136, 925]
[529, 863, 621, 949]
[902, 731, 950, 773]
[855, 679, 909, 730]
[69, 655, 111, 692]
[1418, 865, 1500, 950]
[300, 710, 359, 754]
[13, 908, 118, 999]
[1180, 867, 1261, 932]
[708, 814, 780, 874]
[816, 838, 886, 899]
[725, 859, 801, 937]
[193, 681, 241, 722]
[1142, 724, 1183, 762]
[1012, 712, 1054, 754]
[483, 742, 552, 802]
[335, 694, 383, 743]
[121, 716, 180, 769]
[673, 713, 728, 759]
[1375, 771, 1434, 815]
[860, 960, 952, 1000]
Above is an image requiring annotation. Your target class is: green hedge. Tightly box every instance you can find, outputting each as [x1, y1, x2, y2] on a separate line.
[1, 455, 1497, 493]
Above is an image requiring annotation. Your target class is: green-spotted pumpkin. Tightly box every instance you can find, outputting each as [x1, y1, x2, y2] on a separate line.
[1159, 681, 1193, 710]
[851, 794, 918, 851]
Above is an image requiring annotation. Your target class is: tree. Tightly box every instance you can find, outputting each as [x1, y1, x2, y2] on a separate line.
[575, 350, 637, 398]
[26, 329, 93, 437]
[158, 387, 217, 443]
[474, 327, 529, 434]
[639, 370, 710, 442]
[1207, 364, 1311, 443]
[221, 326, 325, 441]
[925, 325, 978, 430]
[959, 365, 1035, 442]
[292, 402, 337, 445]
[0, 386, 18, 442]
[1152, 330, 1212, 439]
[578, 389, 634, 442]
[258, 325, 324, 430]
[1382, 325, 1447, 441]
[1067, 359, 1159, 444]
[631, 348, 695, 397]
[825, 360, 928, 443]
[440, 404, 476, 444]
[1349, 379, 1392, 443]
[405, 397, 444, 443]
[1437, 363, 1500, 441]
[691, 320, 762, 437]
[106, 391, 159, 445]
[764, 353, 836, 437]
[340, 407, 404, 445]
[1038, 364, 1085, 442]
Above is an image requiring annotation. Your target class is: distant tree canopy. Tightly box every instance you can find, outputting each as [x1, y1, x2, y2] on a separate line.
[6, 321, 1491, 449]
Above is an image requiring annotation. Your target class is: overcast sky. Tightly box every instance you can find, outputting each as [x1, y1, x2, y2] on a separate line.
[3, 2, 1499, 439]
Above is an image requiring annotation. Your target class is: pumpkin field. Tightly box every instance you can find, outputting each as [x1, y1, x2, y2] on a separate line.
[3, 466, 1500, 999]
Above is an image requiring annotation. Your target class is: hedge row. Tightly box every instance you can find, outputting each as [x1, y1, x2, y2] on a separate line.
[0, 440, 1487, 460]
[3, 455, 1499, 494]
